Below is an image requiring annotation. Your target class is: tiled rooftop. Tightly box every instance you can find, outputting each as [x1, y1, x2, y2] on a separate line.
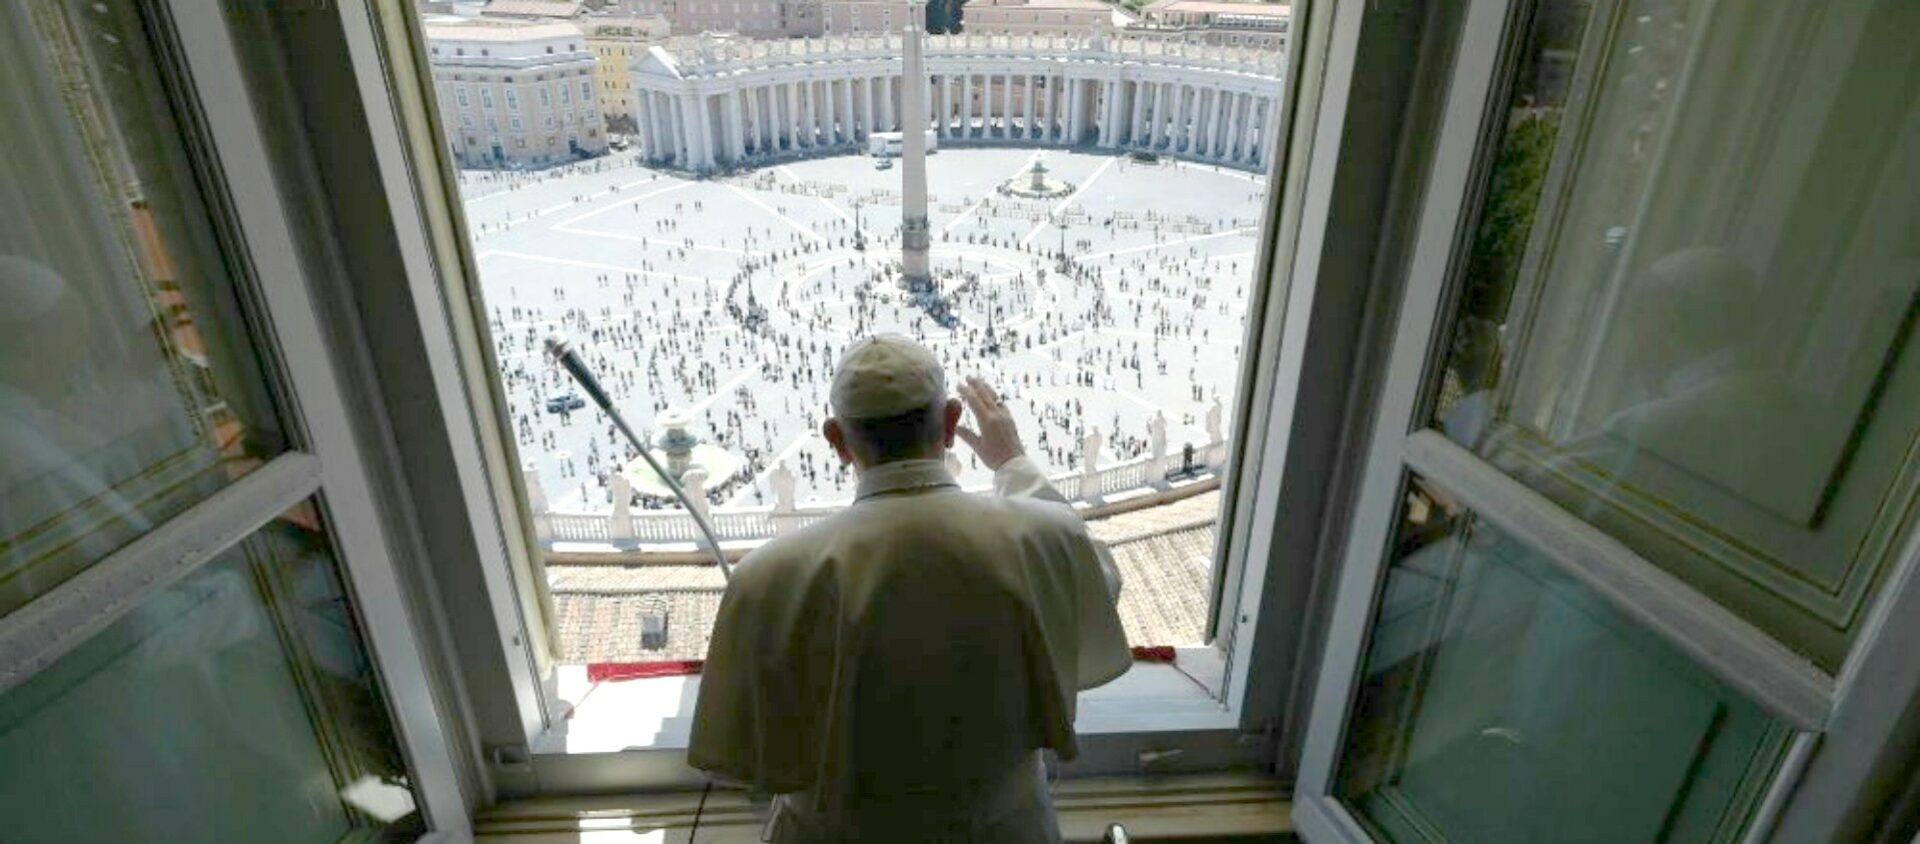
[548, 490, 1223, 663]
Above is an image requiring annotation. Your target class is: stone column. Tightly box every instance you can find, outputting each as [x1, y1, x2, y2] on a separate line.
[800, 80, 813, 147]
[1042, 75, 1057, 142]
[1146, 82, 1163, 149]
[813, 80, 828, 146]
[763, 86, 777, 150]
[1169, 85, 1186, 152]
[1175, 86, 1190, 153]
[1001, 73, 1013, 138]
[1197, 89, 1214, 159]
[1211, 90, 1230, 159]
[1067, 75, 1083, 145]
[1129, 80, 1145, 146]
[1025, 75, 1038, 139]
[1101, 79, 1119, 147]
[698, 92, 718, 169]
[934, 75, 948, 137]
[844, 78, 857, 143]
[842, 78, 857, 144]
[960, 73, 973, 138]
[822, 78, 837, 145]
[638, 91, 657, 159]
[1216, 90, 1233, 160]
[865, 77, 879, 135]
[882, 74, 896, 130]
[675, 91, 690, 163]
[1226, 92, 1244, 161]
[1249, 98, 1268, 166]
[786, 82, 801, 148]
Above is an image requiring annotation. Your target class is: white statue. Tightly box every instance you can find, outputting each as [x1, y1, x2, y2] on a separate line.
[1205, 397, 1224, 443]
[771, 461, 797, 512]
[1148, 411, 1168, 460]
[1081, 426, 1103, 476]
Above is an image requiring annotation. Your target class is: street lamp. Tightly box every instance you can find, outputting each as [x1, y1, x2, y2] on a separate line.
[853, 198, 867, 251]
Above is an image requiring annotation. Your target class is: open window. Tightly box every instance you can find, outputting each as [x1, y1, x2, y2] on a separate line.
[331, 0, 1330, 791]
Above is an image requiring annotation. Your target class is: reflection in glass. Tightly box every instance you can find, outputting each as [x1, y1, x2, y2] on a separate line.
[0, 502, 421, 843]
[1431, 0, 1920, 669]
[1336, 477, 1788, 843]
[0, 2, 286, 615]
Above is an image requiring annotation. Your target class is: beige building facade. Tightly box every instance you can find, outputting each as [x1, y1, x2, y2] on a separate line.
[425, 17, 611, 169]
[963, 0, 1132, 36]
[604, 0, 824, 37]
[584, 15, 671, 134]
[1132, 0, 1287, 49]
[825, 0, 1131, 37]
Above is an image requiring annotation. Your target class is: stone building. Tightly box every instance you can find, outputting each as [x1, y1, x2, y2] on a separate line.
[825, 0, 1132, 37]
[962, 0, 1133, 36]
[602, 0, 825, 37]
[583, 14, 671, 134]
[425, 17, 611, 169]
[1132, 0, 1288, 49]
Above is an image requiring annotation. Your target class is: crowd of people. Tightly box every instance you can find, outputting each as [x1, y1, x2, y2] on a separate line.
[478, 160, 1250, 514]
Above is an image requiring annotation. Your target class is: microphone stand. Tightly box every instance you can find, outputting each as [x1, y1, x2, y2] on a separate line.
[546, 336, 733, 581]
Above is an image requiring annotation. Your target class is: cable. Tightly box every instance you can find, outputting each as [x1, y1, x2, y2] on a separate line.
[689, 779, 713, 843]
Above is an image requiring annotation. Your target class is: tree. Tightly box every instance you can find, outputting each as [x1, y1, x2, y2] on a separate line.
[925, 0, 968, 33]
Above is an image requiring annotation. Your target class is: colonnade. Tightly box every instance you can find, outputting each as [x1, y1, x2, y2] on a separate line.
[631, 40, 1281, 173]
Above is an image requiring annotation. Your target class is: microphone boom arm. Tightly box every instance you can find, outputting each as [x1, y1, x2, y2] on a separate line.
[547, 336, 733, 581]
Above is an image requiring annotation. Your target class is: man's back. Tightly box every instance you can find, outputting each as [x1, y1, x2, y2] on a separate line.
[689, 457, 1130, 842]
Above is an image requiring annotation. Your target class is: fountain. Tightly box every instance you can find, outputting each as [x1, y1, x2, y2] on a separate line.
[621, 408, 743, 501]
[999, 153, 1075, 199]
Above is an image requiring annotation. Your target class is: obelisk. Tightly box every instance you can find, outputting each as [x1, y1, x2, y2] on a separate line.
[898, 0, 933, 293]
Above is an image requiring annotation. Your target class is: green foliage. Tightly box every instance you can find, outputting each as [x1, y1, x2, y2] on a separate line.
[926, 0, 969, 33]
[1461, 110, 1559, 320]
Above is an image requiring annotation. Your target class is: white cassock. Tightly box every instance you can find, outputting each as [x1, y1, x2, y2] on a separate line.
[689, 455, 1131, 843]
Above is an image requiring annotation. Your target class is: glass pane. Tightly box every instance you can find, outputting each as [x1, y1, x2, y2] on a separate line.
[1, 2, 288, 615]
[1336, 476, 1789, 844]
[0, 501, 422, 843]
[1431, 0, 1920, 670]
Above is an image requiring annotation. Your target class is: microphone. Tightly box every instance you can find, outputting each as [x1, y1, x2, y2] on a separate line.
[544, 333, 732, 581]
[545, 334, 614, 412]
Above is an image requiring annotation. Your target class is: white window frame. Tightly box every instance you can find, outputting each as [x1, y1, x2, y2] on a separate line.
[0, 0, 468, 838]
[335, 0, 1341, 794]
[1287, 0, 1920, 841]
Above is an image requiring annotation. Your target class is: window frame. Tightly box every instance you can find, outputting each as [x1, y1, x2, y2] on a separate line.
[337, 0, 1348, 796]
[1286, 0, 1920, 841]
[0, 0, 469, 838]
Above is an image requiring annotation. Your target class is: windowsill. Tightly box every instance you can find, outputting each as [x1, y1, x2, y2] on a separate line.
[474, 771, 1290, 842]
[536, 645, 1235, 756]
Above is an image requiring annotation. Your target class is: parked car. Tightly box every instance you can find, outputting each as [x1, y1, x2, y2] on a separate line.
[546, 393, 586, 413]
[874, 157, 894, 170]
[1128, 151, 1159, 163]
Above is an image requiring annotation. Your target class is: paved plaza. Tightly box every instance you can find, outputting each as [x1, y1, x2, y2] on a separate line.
[463, 147, 1264, 513]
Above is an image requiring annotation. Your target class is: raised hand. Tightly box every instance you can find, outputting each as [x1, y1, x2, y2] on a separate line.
[955, 375, 1025, 470]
